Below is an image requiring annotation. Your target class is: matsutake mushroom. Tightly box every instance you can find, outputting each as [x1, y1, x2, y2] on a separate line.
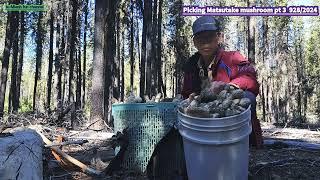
[179, 84, 252, 118]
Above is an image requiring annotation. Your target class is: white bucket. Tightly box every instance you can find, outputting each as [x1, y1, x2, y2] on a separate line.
[177, 106, 252, 180]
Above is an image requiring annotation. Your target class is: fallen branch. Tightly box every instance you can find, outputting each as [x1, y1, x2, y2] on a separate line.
[253, 157, 320, 175]
[36, 130, 102, 177]
[44, 139, 88, 147]
[264, 138, 320, 150]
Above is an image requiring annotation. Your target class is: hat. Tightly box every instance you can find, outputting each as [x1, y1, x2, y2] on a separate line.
[192, 16, 221, 35]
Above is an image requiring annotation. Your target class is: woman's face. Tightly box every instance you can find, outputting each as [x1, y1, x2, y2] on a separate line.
[193, 31, 222, 57]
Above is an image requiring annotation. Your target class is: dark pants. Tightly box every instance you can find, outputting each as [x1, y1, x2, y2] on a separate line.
[244, 91, 263, 148]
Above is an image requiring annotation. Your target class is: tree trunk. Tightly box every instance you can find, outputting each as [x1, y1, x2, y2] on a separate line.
[129, 0, 134, 91]
[139, 1, 146, 97]
[9, 15, 19, 113]
[121, 31, 125, 101]
[82, 0, 88, 108]
[76, 10, 82, 110]
[69, 0, 78, 127]
[46, 7, 54, 111]
[0, 0, 19, 118]
[114, 8, 121, 100]
[90, 0, 107, 129]
[151, 0, 158, 95]
[157, 0, 165, 96]
[247, 0, 255, 63]
[56, 10, 65, 111]
[144, 0, 152, 97]
[33, 0, 44, 112]
[16, 7, 25, 112]
[0, 130, 43, 180]
[104, 0, 117, 125]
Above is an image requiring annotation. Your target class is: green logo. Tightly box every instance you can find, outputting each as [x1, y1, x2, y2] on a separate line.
[2, 3, 47, 12]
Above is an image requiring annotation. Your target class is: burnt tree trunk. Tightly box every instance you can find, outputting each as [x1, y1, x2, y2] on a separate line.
[247, 0, 255, 64]
[121, 31, 125, 101]
[76, 9, 82, 110]
[151, 0, 158, 95]
[157, 0, 165, 96]
[0, 0, 19, 118]
[33, 0, 44, 112]
[143, 0, 152, 97]
[82, 0, 88, 108]
[69, 0, 78, 127]
[16, 6, 25, 112]
[129, 0, 134, 91]
[104, 0, 117, 125]
[46, 7, 54, 111]
[56, 9, 65, 110]
[9, 15, 19, 113]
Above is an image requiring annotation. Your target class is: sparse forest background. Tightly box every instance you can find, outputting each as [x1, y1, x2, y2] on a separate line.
[0, 0, 320, 129]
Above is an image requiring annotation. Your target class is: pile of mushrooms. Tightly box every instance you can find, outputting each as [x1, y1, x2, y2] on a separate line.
[178, 84, 251, 118]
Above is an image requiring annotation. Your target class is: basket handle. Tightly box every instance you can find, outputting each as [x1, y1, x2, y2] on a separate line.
[146, 104, 156, 108]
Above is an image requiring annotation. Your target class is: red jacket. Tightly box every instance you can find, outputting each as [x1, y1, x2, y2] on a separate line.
[181, 49, 259, 98]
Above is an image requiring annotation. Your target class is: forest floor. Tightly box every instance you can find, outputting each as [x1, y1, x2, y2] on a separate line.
[2, 113, 320, 179]
[43, 122, 320, 180]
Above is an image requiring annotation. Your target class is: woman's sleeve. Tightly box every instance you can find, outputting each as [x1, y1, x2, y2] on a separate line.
[181, 72, 194, 99]
[229, 52, 259, 96]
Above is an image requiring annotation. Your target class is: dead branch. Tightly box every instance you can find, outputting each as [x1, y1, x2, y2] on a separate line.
[44, 139, 88, 147]
[264, 138, 320, 150]
[36, 130, 102, 177]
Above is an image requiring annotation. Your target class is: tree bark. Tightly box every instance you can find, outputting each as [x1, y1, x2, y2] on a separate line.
[9, 15, 19, 113]
[16, 6, 25, 112]
[90, 0, 107, 129]
[247, 0, 255, 64]
[46, 6, 54, 111]
[82, 0, 88, 108]
[69, 0, 78, 127]
[56, 10, 65, 111]
[129, 0, 134, 91]
[151, 0, 158, 95]
[33, 0, 44, 112]
[121, 31, 125, 101]
[0, 0, 19, 118]
[76, 9, 82, 110]
[0, 129, 43, 180]
[157, 0, 165, 96]
[104, 0, 117, 125]
[143, 0, 152, 97]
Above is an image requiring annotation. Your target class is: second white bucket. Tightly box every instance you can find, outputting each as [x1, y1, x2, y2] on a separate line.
[177, 106, 252, 180]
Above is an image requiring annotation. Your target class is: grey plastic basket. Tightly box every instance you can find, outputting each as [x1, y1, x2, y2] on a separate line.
[112, 102, 183, 175]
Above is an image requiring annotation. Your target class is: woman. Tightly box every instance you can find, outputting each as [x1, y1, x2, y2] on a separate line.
[181, 16, 263, 148]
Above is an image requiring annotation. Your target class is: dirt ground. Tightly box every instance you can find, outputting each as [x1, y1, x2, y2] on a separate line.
[3, 114, 320, 180]
[43, 123, 320, 180]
